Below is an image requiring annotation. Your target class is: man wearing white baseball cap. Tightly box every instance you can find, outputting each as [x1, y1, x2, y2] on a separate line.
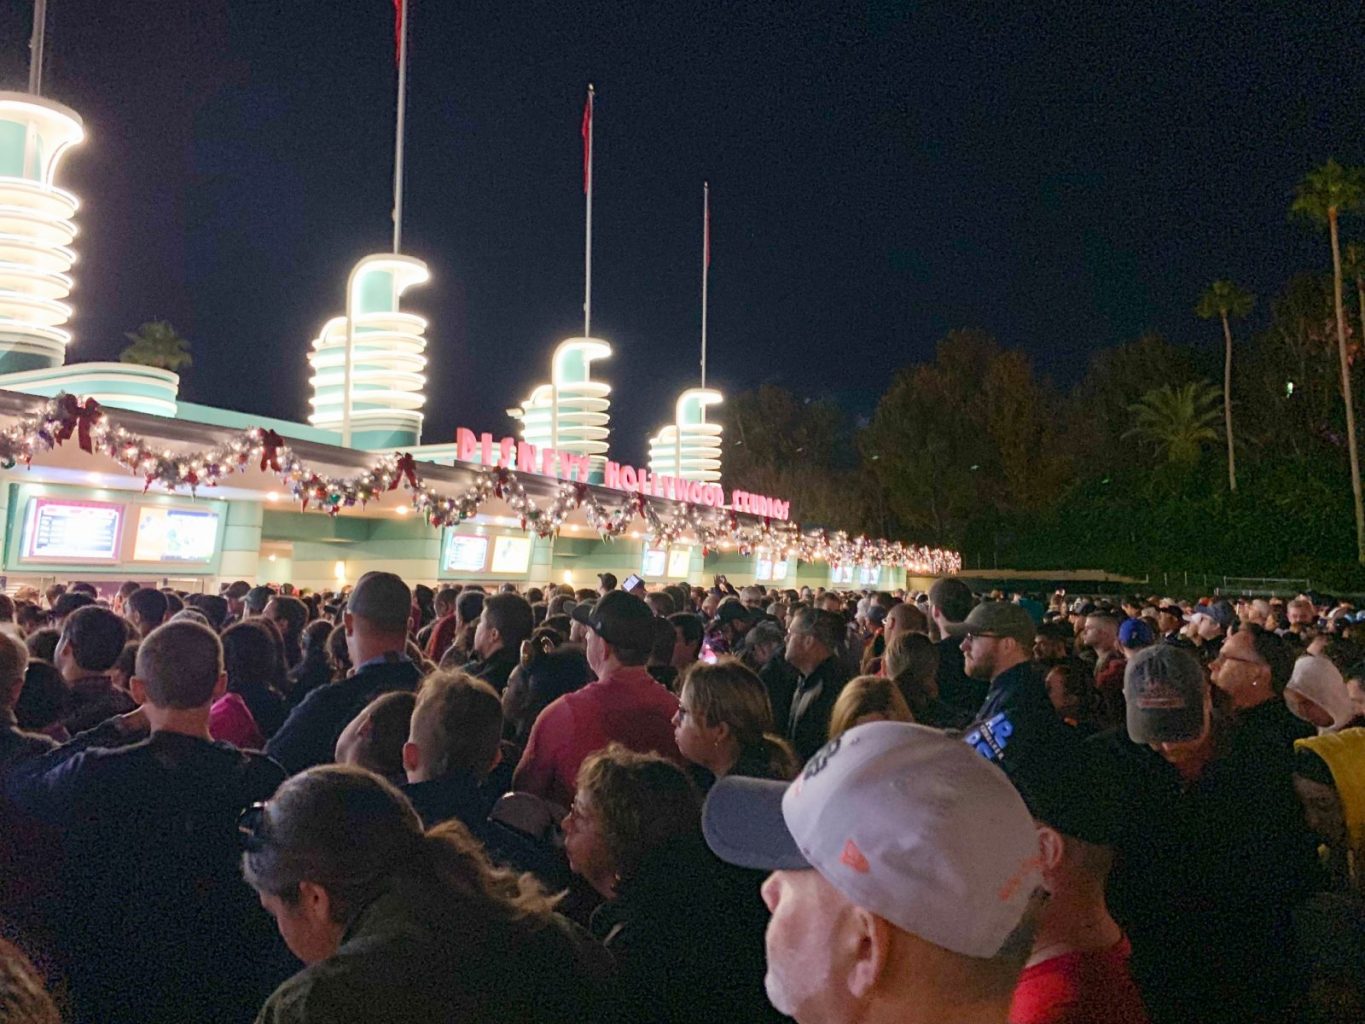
[703, 721, 1045, 1024]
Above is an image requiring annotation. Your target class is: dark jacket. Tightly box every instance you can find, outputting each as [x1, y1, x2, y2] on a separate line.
[235, 678, 289, 739]
[6, 722, 290, 1024]
[935, 636, 988, 714]
[590, 832, 785, 1024]
[286, 653, 333, 708]
[266, 657, 422, 774]
[962, 661, 1068, 776]
[1087, 719, 1321, 1024]
[462, 646, 521, 694]
[58, 674, 135, 737]
[0, 708, 56, 773]
[785, 655, 849, 762]
[259, 875, 614, 1024]
[402, 771, 572, 889]
[759, 652, 799, 728]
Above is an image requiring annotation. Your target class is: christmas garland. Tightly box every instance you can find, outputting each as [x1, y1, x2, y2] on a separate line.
[0, 393, 963, 576]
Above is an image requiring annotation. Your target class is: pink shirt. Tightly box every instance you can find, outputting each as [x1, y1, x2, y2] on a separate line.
[1010, 937, 1149, 1024]
[209, 692, 265, 751]
[513, 665, 683, 809]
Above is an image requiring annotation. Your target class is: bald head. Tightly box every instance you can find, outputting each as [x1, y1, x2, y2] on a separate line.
[885, 603, 928, 643]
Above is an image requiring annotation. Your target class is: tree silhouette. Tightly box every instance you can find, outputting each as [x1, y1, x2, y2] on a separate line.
[1125, 381, 1222, 467]
[1196, 280, 1253, 492]
[1293, 160, 1365, 563]
[120, 321, 193, 372]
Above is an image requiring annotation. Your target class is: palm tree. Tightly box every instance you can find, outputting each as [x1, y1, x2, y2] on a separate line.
[1125, 381, 1222, 468]
[1343, 242, 1365, 370]
[1293, 160, 1365, 563]
[1195, 280, 1253, 492]
[120, 320, 192, 372]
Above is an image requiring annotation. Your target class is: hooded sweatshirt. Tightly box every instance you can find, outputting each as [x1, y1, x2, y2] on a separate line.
[1287, 655, 1359, 733]
[1295, 727, 1365, 894]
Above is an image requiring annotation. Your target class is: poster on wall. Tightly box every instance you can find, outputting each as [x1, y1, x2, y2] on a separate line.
[641, 548, 667, 577]
[444, 534, 489, 573]
[24, 498, 124, 562]
[667, 547, 691, 578]
[133, 507, 220, 562]
[491, 535, 532, 574]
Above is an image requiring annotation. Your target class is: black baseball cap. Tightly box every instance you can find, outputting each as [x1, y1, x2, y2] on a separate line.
[597, 572, 618, 590]
[571, 591, 655, 651]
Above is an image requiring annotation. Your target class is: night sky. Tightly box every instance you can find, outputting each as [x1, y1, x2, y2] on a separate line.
[0, 1, 1362, 464]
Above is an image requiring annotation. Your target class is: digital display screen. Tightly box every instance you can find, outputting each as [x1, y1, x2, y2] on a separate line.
[755, 557, 774, 581]
[444, 534, 489, 573]
[490, 536, 531, 574]
[831, 564, 855, 585]
[133, 507, 220, 562]
[641, 548, 667, 577]
[773, 560, 789, 580]
[24, 498, 124, 561]
[859, 566, 881, 587]
[667, 547, 691, 578]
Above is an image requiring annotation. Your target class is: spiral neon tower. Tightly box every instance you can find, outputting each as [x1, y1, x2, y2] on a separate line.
[307, 253, 431, 449]
[0, 92, 82, 375]
[648, 387, 724, 482]
[508, 338, 612, 481]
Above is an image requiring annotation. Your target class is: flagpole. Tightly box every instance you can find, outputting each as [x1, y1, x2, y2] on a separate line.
[583, 84, 594, 339]
[701, 181, 710, 391]
[28, 0, 46, 95]
[392, 0, 410, 255]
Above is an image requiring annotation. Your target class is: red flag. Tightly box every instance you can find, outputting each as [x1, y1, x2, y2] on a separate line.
[392, 0, 404, 66]
[581, 88, 593, 193]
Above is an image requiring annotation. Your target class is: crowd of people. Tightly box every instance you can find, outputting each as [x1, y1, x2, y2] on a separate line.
[0, 571, 1361, 1022]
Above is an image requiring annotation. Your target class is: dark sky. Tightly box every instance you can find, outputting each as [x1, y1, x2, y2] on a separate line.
[1, 1, 1362, 463]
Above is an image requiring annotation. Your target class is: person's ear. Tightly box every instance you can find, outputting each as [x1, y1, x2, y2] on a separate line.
[211, 671, 228, 700]
[845, 906, 891, 1000]
[297, 879, 332, 925]
[402, 740, 421, 777]
[343, 611, 355, 636]
[129, 675, 148, 706]
[1036, 823, 1066, 874]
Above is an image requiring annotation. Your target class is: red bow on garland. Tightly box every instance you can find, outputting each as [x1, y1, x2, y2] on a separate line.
[53, 394, 103, 454]
[392, 453, 418, 491]
[259, 429, 286, 473]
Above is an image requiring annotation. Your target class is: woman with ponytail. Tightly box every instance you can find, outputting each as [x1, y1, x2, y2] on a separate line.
[671, 658, 799, 789]
[241, 764, 611, 1023]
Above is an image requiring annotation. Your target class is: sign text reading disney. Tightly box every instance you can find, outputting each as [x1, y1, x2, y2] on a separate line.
[454, 427, 790, 521]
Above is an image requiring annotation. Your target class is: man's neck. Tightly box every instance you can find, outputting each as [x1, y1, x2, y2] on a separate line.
[1027, 885, 1121, 966]
[477, 643, 504, 663]
[990, 653, 1029, 683]
[146, 707, 213, 741]
[352, 635, 408, 666]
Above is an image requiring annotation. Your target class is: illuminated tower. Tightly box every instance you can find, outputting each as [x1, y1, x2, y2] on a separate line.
[307, 253, 430, 449]
[648, 387, 723, 482]
[0, 91, 83, 374]
[508, 337, 612, 480]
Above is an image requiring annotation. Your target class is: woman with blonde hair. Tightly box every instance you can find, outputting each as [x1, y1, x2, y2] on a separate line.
[827, 673, 913, 741]
[672, 658, 798, 787]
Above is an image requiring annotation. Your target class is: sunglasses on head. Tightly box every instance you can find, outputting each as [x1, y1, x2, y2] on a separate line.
[237, 802, 269, 852]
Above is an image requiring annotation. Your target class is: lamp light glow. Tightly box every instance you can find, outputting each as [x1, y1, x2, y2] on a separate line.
[508, 337, 612, 479]
[648, 387, 723, 482]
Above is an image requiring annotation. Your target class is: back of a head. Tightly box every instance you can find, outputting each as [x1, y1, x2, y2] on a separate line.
[483, 592, 534, 650]
[885, 630, 939, 686]
[929, 577, 975, 623]
[410, 671, 502, 779]
[828, 674, 914, 740]
[0, 592, 15, 623]
[52, 591, 95, 620]
[338, 690, 417, 779]
[0, 630, 30, 705]
[62, 605, 128, 672]
[128, 587, 169, 630]
[223, 619, 286, 690]
[15, 660, 65, 731]
[669, 612, 704, 648]
[135, 620, 224, 709]
[195, 593, 230, 631]
[25, 628, 59, 664]
[244, 586, 274, 616]
[456, 589, 486, 626]
[270, 595, 308, 635]
[1246, 624, 1295, 694]
[576, 744, 702, 881]
[346, 572, 412, 634]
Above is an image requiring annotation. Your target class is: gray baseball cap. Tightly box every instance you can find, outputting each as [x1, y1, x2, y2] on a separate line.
[940, 600, 1037, 646]
[702, 721, 1042, 959]
[1124, 644, 1207, 744]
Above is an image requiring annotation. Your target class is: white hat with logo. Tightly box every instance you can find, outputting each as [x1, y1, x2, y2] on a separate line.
[703, 721, 1042, 959]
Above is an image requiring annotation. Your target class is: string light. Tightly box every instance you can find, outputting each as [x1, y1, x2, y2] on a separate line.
[0, 392, 963, 574]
